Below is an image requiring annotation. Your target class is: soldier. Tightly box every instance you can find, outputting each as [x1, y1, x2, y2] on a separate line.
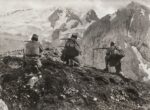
[24, 34, 43, 73]
[104, 42, 124, 74]
[61, 34, 81, 66]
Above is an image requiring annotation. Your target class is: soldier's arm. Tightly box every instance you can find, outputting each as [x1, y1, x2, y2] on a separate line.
[39, 43, 43, 53]
[75, 42, 81, 54]
[106, 49, 110, 55]
[115, 46, 122, 51]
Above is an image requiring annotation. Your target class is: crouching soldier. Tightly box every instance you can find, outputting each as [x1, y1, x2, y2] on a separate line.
[24, 34, 43, 74]
[104, 42, 125, 74]
[61, 34, 81, 66]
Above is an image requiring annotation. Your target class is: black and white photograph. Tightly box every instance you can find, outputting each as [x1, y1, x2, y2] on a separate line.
[0, 0, 150, 110]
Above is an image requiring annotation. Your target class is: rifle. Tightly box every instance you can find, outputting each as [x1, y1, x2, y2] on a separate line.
[93, 47, 109, 50]
[93, 46, 120, 51]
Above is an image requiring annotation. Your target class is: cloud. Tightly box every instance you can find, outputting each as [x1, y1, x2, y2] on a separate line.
[0, 0, 112, 17]
[0, 0, 149, 17]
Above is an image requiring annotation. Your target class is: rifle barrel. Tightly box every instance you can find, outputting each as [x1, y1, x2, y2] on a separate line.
[93, 48, 108, 50]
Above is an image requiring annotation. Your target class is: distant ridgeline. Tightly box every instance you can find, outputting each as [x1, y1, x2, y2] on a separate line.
[0, 49, 24, 57]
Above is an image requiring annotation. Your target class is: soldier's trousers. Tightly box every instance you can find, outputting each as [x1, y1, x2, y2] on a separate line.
[65, 55, 80, 66]
[105, 55, 122, 73]
[24, 56, 42, 73]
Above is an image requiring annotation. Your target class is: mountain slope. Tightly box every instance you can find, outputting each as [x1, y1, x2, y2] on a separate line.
[82, 2, 150, 80]
[0, 54, 150, 110]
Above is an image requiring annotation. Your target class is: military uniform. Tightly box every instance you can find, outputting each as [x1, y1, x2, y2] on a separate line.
[61, 35, 81, 66]
[24, 40, 43, 73]
[105, 44, 124, 73]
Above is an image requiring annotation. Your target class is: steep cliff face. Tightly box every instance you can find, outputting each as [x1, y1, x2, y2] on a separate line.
[82, 2, 150, 80]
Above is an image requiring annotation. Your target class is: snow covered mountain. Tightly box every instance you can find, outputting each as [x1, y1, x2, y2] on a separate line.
[49, 8, 99, 46]
[0, 8, 99, 52]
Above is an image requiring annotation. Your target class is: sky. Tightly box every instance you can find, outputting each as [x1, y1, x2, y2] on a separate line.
[0, 0, 150, 17]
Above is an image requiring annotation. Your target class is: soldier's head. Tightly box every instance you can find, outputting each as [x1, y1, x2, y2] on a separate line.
[31, 34, 38, 41]
[71, 34, 78, 40]
[110, 41, 115, 46]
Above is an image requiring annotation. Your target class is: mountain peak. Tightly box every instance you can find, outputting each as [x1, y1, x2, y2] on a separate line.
[128, 1, 141, 7]
[49, 8, 82, 29]
[127, 1, 150, 12]
[85, 9, 99, 23]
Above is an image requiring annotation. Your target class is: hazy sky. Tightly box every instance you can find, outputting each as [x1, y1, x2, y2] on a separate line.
[0, 0, 150, 17]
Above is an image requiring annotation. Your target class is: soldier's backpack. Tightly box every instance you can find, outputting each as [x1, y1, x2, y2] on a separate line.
[64, 39, 80, 57]
[108, 46, 125, 60]
[112, 48, 125, 61]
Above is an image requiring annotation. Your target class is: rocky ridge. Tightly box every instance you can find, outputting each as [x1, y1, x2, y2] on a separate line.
[0, 50, 150, 110]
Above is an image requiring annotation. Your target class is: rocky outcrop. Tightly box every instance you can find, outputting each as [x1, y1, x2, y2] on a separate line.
[85, 9, 99, 23]
[81, 2, 150, 80]
[0, 53, 150, 110]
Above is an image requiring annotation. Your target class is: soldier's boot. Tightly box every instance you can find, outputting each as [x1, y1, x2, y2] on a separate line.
[103, 67, 108, 72]
[104, 56, 109, 72]
[70, 60, 80, 67]
[66, 59, 69, 65]
[69, 59, 74, 67]
[72, 57, 80, 67]
[115, 64, 121, 74]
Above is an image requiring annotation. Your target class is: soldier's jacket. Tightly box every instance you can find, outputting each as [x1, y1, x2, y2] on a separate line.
[106, 46, 116, 56]
[106, 46, 125, 59]
[64, 39, 80, 57]
[24, 41, 43, 68]
[25, 41, 43, 56]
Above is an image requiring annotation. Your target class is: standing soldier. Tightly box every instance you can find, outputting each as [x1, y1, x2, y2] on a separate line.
[61, 34, 81, 66]
[104, 41, 125, 74]
[24, 34, 43, 74]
